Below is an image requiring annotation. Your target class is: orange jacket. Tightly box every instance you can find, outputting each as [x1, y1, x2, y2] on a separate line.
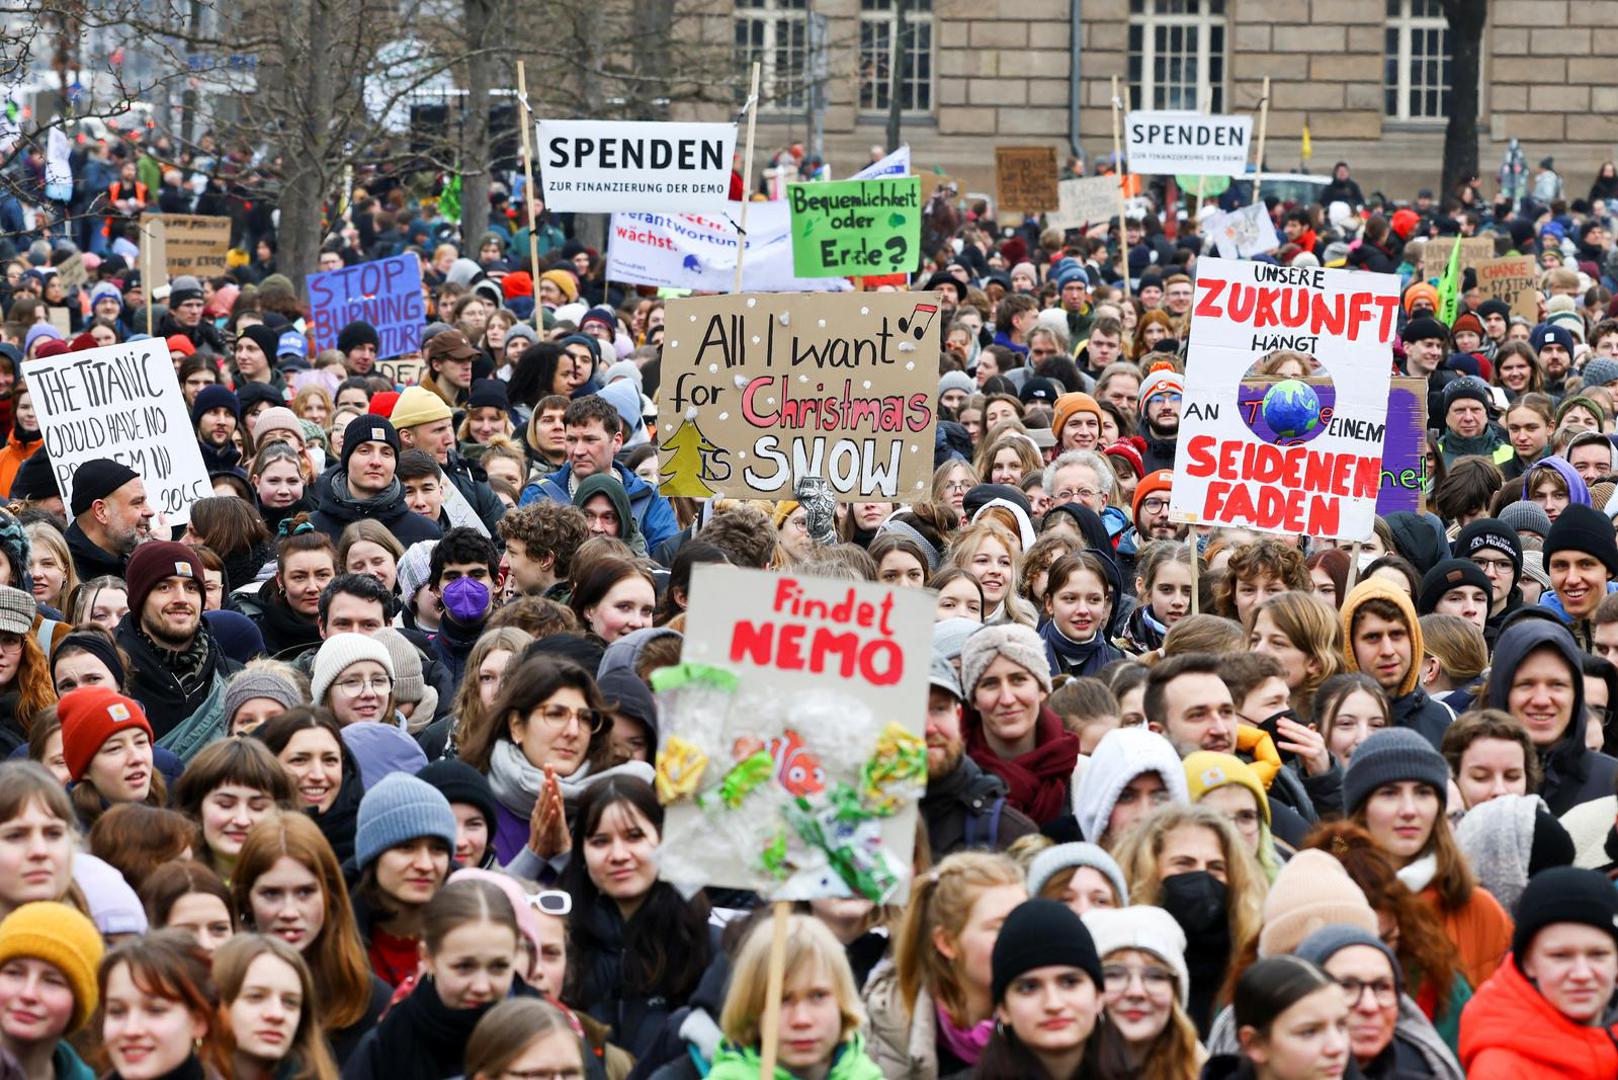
[1420, 885, 1513, 994]
[1460, 951, 1618, 1078]
[0, 431, 42, 500]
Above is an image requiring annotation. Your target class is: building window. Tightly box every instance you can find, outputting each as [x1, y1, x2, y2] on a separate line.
[735, 0, 807, 110]
[1384, 0, 1450, 121]
[1127, 0, 1226, 113]
[859, 0, 933, 114]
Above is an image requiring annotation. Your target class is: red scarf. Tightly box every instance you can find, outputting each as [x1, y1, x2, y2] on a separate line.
[966, 707, 1079, 824]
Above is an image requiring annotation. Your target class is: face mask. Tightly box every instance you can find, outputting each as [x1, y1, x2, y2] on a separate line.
[1158, 871, 1228, 936]
[441, 576, 490, 623]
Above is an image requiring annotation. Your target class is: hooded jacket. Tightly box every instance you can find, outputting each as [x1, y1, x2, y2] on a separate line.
[1071, 726, 1190, 844]
[571, 471, 647, 557]
[308, 468, 442, 547]
[1458, 950, 1618, 1079]
[920, 754, 1038, 861]
[1484, 618, 1618, 815]
[521, 459, 678, 551]
[0, 423, 41, 498]
[1340, 579, 1453, 748]
[1523, 454, 1591, 512]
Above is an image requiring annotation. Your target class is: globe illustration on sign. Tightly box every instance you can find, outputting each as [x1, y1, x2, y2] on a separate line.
[1261, 379, 1323, 439]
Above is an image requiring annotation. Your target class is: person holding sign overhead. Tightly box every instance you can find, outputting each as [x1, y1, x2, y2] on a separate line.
[64, 459, 153, 581]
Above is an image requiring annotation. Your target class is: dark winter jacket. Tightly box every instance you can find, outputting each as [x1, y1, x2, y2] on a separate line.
[64, 520, 127, 581]
[309, 469, 442, 547]
[442, 450, 507, 537]
[114, 616, 242, 745]
[920, 756, 1038, 861]
[520, 460, 678, 551]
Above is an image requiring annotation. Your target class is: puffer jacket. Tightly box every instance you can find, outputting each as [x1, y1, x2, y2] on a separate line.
[1459, 951, 1618, 1078]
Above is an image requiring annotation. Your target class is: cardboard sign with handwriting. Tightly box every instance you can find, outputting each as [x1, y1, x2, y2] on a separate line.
[995, 146, 1059, 212]
[1472, 255, 1540, 322]
[140, 214, 231, 277]
[657, 292, 940, 501]
[1416, 235, 1495, 281]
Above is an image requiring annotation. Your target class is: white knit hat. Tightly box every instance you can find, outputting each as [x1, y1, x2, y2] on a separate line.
[311, 632, 396, 705]
[959, 623, 1051, 698]
[1082, 905, 1191, 1006]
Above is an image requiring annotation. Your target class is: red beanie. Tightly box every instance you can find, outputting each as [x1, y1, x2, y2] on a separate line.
[502, 271, 534, 299]
[368, 390, 400, 417]
[165, 334, 196, 358]
[1133, 468, 1175, 520]
[59, 687, 151, 782]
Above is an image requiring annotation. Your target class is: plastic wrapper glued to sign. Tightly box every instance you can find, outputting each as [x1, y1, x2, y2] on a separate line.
[657, 291, 940, 501]
[653, 565, 933, 902]
[1169, 258, 1402, 542]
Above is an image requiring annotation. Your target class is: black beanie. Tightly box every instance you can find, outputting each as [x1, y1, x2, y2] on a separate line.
[69, 458, 139, 518]
[8, 450, 56, 502]
[340, 414, 400, 469]
[1454, 518, 1522, 584]
[239, 324, 282, 362]
[990, 899, 1103, 1005]
[598, 668, 658, 747]
[1527, 808, 1576, 879]
[1511, 866, 1618, 963]
[1545, 503, 1618, 577]
[1476, 298, 1511, 321]
[337, 320, 381, 354]
[1401, 316, 1449, 343]
[1417, 558, 1493, 615]
[415, 759, 498, 835]
[1442, 376, 1491, 416]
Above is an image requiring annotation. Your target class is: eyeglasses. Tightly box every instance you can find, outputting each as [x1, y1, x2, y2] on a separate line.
[1102, 963, 1176, 993]
[499, 1070, 584, 1080]
[528, 890, 572, 916]
[1472, 558, 1513, 577]
[1140, 497, 1169, 514]
[1053, 487, 1101, 503]
[943, 481, 973, 494]
[531, 705, 605, 733]
[333, 675, 392, 697]
[1336, 977, 1397, 1008]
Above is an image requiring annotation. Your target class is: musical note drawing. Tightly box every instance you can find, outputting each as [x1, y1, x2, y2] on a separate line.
[896, 303, 938, 340]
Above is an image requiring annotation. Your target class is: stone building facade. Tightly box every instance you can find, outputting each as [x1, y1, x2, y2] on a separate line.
[727, 0, 1616, 202]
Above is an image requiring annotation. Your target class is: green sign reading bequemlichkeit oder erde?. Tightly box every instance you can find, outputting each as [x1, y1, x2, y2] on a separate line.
[788, 176, 921, 278]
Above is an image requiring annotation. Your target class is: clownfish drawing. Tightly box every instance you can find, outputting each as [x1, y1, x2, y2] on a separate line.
[733, 730, 825, 796]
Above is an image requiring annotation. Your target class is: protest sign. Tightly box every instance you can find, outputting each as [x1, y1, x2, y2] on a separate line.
[306, 253, 425, 358]
[1169, 258, 1402, 540]
[141, 218, 169, 289]
[657, 291, 940, 501]
[788, 177, 921, 278]
[1046, 176, 1118, 231]
[46, 308, 70, 338]
[1375, 377, 1428, 516]
[655, 563, 932, 901]
[139, 214, 231, 276]
[1473, 255, 1540, 321]
[1207, 202, 1282, 259]
[375, 356, 425, 388]
[1126, 112, 1252, 175]
[994, 146, 1059, 212]
[607, 201, 851, 293]
[55, 253, 86, 290]
[23, 338, 209, 525]
[1416, 235, 1495, 280]
[536, 119, 737, 213]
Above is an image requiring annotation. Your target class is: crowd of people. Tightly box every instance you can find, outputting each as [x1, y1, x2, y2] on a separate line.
[1, 143, 1618, 1080]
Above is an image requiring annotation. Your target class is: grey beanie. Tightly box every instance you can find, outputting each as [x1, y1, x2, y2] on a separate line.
[1581, 356, 1618, 389]
[355, 771, 457, 870]
[1294, 925, 1403, 996]
[960, 623, 1052, 697]
[223, 670, 302, 726]
[929, 653, 963, 700]
[1498, 500, 1554, 540]
[1027, 842, 1130, 908]
[1342, 728, 1450, 815]
[939, 371, 975, 399]
[933, 618, 980, 662]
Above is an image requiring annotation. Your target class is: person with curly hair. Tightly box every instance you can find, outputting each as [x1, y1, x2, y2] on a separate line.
[1212, 539, 1311, 627]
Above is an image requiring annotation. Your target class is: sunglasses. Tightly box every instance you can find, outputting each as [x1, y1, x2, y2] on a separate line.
[528, 890, 572, 917]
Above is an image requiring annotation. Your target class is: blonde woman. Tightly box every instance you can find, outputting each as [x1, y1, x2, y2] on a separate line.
[1112, 804, 1266, 1035]
[948, 521, 1036, 627]
[24, 521, 75, 616]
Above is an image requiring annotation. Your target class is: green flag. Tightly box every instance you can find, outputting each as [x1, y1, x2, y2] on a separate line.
[1436, 236, 1462, 326]
[440, 175, 462, 225]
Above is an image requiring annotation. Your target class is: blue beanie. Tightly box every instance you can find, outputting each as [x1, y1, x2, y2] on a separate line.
[355, 772, 457, 870]
[1530, 322, 1575, 357]
[191, 384, 240, 425]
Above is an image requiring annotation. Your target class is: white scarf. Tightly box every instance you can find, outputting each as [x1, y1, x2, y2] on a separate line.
[487, 739, 654, 817]
[1397, 851, 1438, 894]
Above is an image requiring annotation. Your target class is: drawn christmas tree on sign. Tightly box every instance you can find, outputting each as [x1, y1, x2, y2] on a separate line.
[660, 419, 721, 498]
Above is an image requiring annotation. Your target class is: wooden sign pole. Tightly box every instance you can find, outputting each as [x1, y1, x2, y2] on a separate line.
[516, 61, 545, 304]
[1344, 540, 1364, 592]
[142, 220, 154, 335]
[1110, 75, 1131, 298]
[756, 900, 791, 1080]
[1251, 76, 1272, 208]
[733, 61, 762, 294]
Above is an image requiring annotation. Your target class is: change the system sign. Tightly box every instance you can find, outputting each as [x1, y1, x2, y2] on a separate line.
[537, 119, 737, 213]
[1170, 258, 1402, 541]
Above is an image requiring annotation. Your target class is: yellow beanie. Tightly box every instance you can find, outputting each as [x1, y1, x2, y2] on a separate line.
[772, 500, 800, 528]
[1182, 750, 1271, 827]
[0, 902, 105, 1032]
[389, 385, 453, 431]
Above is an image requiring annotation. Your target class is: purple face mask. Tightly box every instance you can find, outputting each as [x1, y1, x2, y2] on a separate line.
[441, 576, 490, 622]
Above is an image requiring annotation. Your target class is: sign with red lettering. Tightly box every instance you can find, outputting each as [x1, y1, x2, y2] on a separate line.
[657, 291, 940, 501]
[655, 565, 933, 901]
[1170, 257, 1402, 541]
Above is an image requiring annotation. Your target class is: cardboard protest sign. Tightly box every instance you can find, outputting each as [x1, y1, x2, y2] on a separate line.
[23, 338, 209, 525]
[1473, 255, 1540, 322]
[1046, 176, 1118, 231]
[46, 308, 70, 338]
[1375, 377, 1428, 516]
[1126, 112, 1252, 176]
[1207, 203, 1281, 259]
[306, 253, 425, 358]
[139, 214, 231, 276]
[141, 218, 169, 289]
[657, 291, 940, 501]
[536, 119, 737, 213]
[608, 201, 851, 294]
[55, 253, 86, 290]
[1416, 236, 1494, 281]
[788, 177, 921, 278]
[994, 146, 1059, 212]
[375, 356, 425, 388]
[1169, 258, 1402, 541]
[654, 564, 932, 901]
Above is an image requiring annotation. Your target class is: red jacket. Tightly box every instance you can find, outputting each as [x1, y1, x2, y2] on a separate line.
[1459, 951, 1618, 1079]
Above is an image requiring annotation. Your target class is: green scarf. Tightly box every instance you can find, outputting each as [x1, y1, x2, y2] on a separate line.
[705, 1034, 884, 1080]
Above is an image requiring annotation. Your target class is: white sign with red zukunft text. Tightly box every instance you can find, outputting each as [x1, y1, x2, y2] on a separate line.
[1168, 258, 1402, 541]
